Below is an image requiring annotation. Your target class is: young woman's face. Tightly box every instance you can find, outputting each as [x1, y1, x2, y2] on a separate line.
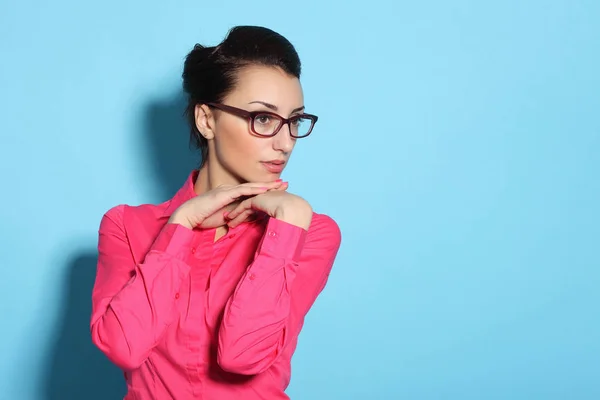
[201, 65, 305, 183]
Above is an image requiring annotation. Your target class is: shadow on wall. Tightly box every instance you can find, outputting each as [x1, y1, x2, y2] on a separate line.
[143, 89, 200, 201]
[42, 89, 199, 399]
[44, 254, 126, 400]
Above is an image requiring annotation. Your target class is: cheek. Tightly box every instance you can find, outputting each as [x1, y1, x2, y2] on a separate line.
[214, 124, 267, 176]
[224, 135, 261, 158]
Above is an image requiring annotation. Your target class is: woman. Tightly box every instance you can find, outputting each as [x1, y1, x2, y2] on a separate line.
[90, 25, 341, 399]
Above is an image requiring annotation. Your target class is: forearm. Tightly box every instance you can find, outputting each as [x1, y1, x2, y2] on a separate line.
[217, 218, 307, 374]
[91, 221, 194, 370]
[91, 254, 189, 369]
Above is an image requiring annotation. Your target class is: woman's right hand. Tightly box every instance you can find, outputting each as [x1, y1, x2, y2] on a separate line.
[168, 180, 287, 230]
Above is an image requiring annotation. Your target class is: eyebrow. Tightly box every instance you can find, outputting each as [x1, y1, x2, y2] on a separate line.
[248, 101, 305, 114]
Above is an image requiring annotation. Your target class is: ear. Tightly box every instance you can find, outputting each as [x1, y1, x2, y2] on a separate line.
[194, 104, 216, 140]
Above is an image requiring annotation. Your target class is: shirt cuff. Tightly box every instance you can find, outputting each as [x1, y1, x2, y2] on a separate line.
[258, 217, 308, 261]
[149, 223, 196, 261]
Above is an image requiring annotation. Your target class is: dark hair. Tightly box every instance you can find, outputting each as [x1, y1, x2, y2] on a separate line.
[182, 26, 302, 165]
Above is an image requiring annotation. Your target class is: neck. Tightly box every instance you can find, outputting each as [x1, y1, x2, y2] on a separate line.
[193, 156, 241, 195]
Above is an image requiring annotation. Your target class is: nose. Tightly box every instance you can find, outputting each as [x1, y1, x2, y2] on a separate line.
[272, 122, 295, 153]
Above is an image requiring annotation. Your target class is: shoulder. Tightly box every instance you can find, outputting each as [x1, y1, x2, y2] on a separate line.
[99, 201, 169, 233]
[309, 212, 341, 237]
[305, 212, 342, 251]
[100, 204, 126, 233]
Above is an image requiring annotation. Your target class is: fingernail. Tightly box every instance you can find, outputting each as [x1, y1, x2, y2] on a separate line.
[275, 179, 282, 183]
[223, 211, 230, 218]
[260, 187, 268, 190]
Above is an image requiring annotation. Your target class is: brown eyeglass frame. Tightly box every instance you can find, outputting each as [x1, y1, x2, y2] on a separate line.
[206, 102, 318, 138]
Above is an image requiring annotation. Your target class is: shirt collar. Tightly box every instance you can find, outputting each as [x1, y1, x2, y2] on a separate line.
[161, 169, 199, 218]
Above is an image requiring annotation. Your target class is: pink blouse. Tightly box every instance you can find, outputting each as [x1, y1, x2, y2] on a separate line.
[90, 170, 342, 399]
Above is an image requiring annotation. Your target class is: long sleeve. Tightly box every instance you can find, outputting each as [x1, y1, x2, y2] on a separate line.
[217, 214, 342, 375]
[90, 205, 194, 370]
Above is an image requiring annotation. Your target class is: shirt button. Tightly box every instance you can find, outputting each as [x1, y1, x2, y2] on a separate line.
[191, 247, 196, 253]
[268, 231, 277, 238]
[229, 233, 236, 239]
[248, 273, 256, 281]
[175, 293, 180, 299]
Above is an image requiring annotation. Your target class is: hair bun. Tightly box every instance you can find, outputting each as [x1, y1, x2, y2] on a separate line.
[182, 44, 217, 96]
[188, 44, 217, 65]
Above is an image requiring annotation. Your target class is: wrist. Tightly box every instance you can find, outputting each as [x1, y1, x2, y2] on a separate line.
[274, 201, 313, 230]
[168, 212, 194, 230]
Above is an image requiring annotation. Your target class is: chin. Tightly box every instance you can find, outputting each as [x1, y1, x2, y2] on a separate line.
[257, 173, 282, 183]
[236, 173, 275, 184]
[233, 162, 283, 183]
[246, 167, 282, 183]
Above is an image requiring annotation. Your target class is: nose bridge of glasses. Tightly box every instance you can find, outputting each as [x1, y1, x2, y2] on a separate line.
[272, 121, 295, 149]
[267, 115, 289, 136]
[276, 119, 291, 137]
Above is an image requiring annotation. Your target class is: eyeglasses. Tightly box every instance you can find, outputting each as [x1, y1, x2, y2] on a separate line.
[206, 102, 318, 138]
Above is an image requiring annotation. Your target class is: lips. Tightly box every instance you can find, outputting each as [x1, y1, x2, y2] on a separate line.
[261, 161, 285, 173]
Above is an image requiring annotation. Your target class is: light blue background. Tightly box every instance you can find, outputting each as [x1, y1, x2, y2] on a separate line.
[1, 1, 599, 399]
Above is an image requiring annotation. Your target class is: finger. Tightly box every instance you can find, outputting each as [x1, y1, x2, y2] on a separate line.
[237, 181, 283, 198]
[226, 198, 252, 220]
[227, 209, 255, 229]
[220, 186, 269, 205]
[197, 210, 228, 229]
[238, 180, 282, 189]
[270, 181, 288, 191]
[231, 181, 284, 197]
[210, 181, 282, 215]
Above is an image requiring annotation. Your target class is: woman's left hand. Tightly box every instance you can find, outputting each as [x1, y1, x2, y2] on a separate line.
[225, 187, 313, 230]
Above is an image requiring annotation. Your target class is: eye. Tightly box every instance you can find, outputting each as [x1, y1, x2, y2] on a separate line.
[290, 116, 304, 126]
[255, 114, 272, 125]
